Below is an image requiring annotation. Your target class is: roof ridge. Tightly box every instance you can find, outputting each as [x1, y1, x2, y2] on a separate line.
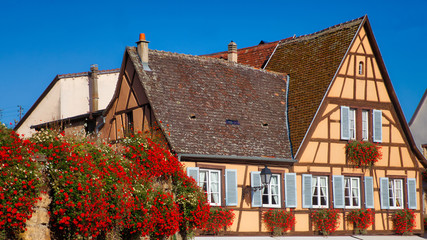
[58, 68, 120, 78]
[281, 16, 364, 44]
[139, 47, 287, 78]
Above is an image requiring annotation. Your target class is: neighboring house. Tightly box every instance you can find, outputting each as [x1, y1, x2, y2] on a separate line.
[409, 89, 427, 157]
[101, 16, 426, 236]
[15, 66, 119, 137]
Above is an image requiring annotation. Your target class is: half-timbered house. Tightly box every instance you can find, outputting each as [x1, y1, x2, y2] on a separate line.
[101, 16, 426, 236]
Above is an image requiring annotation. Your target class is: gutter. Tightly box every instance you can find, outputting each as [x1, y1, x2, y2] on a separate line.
[177, 153, 296, 163]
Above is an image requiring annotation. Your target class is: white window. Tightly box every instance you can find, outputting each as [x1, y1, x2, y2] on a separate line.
[344, 177, 360, 208]
[362, 110, 369, 141]
[262, 174, 281, 208]
[389, 179, 404, 209]
[349, 108, 356, 140]
[312, 176, 328, 208]
[199, 169, 221, 206]
[359, 61, 364, 75]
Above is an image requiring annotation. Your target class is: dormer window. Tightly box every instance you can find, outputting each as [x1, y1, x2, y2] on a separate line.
[359, 61, 364, 75]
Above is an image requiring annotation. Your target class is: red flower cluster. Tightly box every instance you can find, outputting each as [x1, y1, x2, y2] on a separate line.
[203, 207, 235, 234]
[262, 209, 295, 236]
[347, 209, 374, 233]
[345, 141, 382, 168]
[18, 129, 212, 239]
[392, 209, 416, 235]
[0, 125, 41, 237]
[311, 209, 340, 236]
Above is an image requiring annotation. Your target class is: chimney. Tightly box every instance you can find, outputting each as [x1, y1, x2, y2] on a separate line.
[228, 41, 238, 63]
[136, 33, 151, 71]
[89, 64, 99, 115]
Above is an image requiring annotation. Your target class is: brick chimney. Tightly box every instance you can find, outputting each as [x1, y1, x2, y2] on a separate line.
[89, 64, 99, 114]
[228, 41, 237, 63]
[136, 33, 151, 71]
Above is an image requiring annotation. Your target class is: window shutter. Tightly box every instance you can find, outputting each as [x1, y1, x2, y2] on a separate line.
[380, 177, 389, 209]
[302, 174, 313, 208]
[407, 178, 417, 209]
[285, 173, 297, 208]
[341, 106, 350, 140]
[373, 110, 383, 142]
[251, 171, 262, 207]
[333, 175, 345, 208]
[225, 169, 238, 206]
[364, 176, 375, 209]
[186, 167, 199, 184]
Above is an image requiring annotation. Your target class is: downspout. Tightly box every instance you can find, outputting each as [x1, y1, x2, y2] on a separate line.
[285, 74, 294, 159]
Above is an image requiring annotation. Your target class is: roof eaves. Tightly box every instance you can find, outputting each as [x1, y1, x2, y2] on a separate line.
[409, 88, 427, 126]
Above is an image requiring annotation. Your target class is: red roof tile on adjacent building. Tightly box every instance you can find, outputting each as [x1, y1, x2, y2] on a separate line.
[203, 39, 291, 69]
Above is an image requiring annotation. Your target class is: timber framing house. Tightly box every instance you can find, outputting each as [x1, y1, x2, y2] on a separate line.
[100, 16, 427, 236]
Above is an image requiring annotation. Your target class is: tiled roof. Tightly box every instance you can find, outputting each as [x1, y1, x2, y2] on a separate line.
[203, 39, 290, 69]
[128, 47, 292, 159]
[265, 17, 364, 156]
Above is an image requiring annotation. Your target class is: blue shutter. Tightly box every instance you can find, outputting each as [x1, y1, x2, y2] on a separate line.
[380, 177, 389, 209]
[302, 174, 313, 208]
[285, 173, 297, 208]
[373, 110, 383, 143]
[187, 167, 199, 184]
[341, 106, 350, 140]
[364, 176, 375, 209]
[407, 178, 417, 209]
[333, 175, 345, 208]
[251, 171, 262, 207]
[225, 169, 238, 206]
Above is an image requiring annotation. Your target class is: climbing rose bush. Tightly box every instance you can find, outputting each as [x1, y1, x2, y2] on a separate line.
[0, 124, 41, 238]
[345, 141, 382, 168]
[347, 209, 374, 234]
[263, 209, 295, 236]
[393, 209, 416, 235]
[311, 209, 340, 236]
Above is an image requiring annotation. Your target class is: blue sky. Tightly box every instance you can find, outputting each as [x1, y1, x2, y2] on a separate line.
[0, 0, 426, 127]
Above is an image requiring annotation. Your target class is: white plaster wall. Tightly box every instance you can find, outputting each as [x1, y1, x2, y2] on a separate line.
[98, 72, 119, 110]
[16, 82, 61, 137]
[16, 71, 119, 138]
[60, 76, 90, 119]
[410, 95, 427, 152]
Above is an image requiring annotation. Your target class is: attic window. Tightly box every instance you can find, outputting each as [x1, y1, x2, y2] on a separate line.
[262, 122, 268, 127]
[359, 61, 364, 75]
[226, 119, 240, 125]
[189, 114, 196, 120]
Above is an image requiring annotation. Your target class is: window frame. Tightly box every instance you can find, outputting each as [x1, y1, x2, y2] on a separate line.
[262, 173, 281, 208]
[388, 178, 404, 209]
[344, 177, 361, 209]
[199, 169, 222, 206]
[349, 108, 356, 140]
[362, 110, 369, 141]
[312, 176, 329, 208]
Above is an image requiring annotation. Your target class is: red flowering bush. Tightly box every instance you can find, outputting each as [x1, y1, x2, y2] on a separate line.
[347, 209, 374, 234]
[263, 209, 295, 236]
[0, 124, 41, 238]
[202, 207, 235, 235]
[424, 217, 427, 230]
[392, 209, 416, 235]
[311, 209, 340, 236]
[123, 135, 210, 239]
[346, 141, 382, 168]
[31, 130, 129, 239]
